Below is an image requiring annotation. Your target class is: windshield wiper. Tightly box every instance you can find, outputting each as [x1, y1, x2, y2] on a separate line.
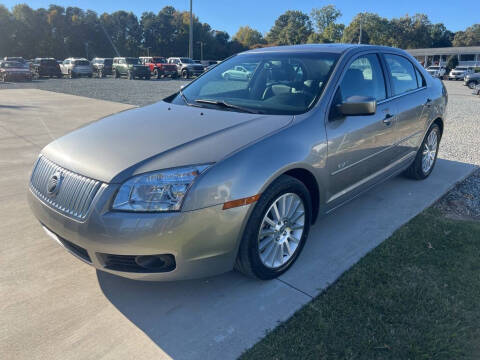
[195, 99, 261, 114]
[179, 89, 203, 108]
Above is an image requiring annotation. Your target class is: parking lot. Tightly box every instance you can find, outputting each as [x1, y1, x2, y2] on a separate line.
[0, 77, 190, 107]
[1, 80, 479, 359]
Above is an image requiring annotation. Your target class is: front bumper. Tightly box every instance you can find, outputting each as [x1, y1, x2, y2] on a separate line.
[28, 186, 250, 281]
[449, 74, 464, 80]
[4, 72, 32, 81]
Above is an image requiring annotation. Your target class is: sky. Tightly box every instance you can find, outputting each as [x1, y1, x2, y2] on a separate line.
[2, 0, 478, 36]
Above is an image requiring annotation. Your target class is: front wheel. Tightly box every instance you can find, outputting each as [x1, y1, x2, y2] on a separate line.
[182, 69, 189, 79]
[404, 124, 441, 180]
[235, 175, 312, 280]
[468, 80, 478, 89]
[128, 71, 134, 80]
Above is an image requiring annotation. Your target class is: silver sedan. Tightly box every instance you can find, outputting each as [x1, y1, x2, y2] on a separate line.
[28, 44, 447, 280]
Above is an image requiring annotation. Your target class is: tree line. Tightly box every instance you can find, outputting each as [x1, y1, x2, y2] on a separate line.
[0, 3, 479, 61]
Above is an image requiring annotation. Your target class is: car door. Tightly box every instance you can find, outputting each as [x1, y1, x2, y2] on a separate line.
[383, 53, 429, 159]
[325, 52, 398, 206]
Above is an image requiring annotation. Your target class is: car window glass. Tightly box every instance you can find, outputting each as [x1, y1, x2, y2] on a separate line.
[338, 54, 386, 102]
[415, 68, 425, 88]
[385, 54, 418, 95]
[179, 53, 338, 115]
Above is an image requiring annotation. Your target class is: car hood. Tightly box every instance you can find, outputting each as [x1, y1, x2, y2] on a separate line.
[42, 101, 293, 183]
[3, 68, 30, 73]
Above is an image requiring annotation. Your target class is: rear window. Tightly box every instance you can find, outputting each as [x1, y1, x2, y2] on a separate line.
[74, 60, 90, 66]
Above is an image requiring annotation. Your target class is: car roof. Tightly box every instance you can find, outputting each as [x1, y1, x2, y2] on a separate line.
[243, 43, 399, 55]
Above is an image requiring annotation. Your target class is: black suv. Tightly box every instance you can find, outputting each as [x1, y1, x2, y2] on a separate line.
[31, 58, 62, 78]
[112, 57, 150, 80]
[91, 58, 113, 78]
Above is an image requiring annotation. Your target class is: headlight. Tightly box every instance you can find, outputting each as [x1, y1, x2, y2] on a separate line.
[112, 164, 211, 212]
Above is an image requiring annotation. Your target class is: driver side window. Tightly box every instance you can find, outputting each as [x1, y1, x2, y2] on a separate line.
[330, 53, 386, 120]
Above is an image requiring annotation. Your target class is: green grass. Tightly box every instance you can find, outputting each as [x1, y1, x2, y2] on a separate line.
[241, 209, 480, 360]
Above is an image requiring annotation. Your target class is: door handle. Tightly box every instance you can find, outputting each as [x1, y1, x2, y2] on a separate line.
[383, 113, 394, 125]
[425, 98, 432, 107]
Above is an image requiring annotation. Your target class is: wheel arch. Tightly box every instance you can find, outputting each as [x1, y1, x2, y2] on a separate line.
[283, 168, 320, 224]
[433, 117, 444, 136]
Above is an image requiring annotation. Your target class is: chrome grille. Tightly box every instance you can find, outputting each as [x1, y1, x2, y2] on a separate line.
[30, 156, 101, 220]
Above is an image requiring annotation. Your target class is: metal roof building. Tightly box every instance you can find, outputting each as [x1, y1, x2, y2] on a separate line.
[406, 46, 480, 67]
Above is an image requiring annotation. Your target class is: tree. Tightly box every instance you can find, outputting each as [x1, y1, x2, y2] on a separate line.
[342, 13, 391, 45]
[453, 24, 480, 47]
[311, 5, 341, 34]
[234, 26, 265, 48]
[266, 10, 312, 45]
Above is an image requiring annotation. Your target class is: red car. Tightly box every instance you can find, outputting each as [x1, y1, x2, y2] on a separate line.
[139, 57, 178, 79]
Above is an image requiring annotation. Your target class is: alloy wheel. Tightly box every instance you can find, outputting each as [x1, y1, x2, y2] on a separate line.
[422, 128, 438, 174]
[257, 193, 305, 269]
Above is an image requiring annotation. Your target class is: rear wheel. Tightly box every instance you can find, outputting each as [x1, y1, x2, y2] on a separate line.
[404, 124, 441, 180]
[468, 80, 478, 89]
[128, 70, 134, 80]
[182, 69, 189, 79]
[235, 175, 311, 280]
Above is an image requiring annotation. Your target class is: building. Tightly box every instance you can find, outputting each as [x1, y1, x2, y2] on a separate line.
[406, 46, 480, 68]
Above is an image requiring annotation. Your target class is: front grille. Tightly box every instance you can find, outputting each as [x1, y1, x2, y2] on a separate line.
[30, 156, 101, 220]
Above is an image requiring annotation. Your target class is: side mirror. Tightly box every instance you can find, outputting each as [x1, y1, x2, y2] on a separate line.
[337, 96, 376, 116]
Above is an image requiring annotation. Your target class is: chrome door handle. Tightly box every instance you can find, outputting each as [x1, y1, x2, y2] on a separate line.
[383, 114, 394, 125]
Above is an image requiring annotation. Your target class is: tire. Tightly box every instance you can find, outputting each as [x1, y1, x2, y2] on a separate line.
[235, 175, 312, 280]
[182, 69, 189, 79]
[468, 80, 478, 89]
[1, 74, 6, 82]
[98, 70, 104, 79]
[153, 69, 162, 79]
[404, 123, 441, 180]
[145, 75, 150, 80]
[128, 71, 134, 80]
[114, 70, 120, 79]
[68, 70, 75, 79]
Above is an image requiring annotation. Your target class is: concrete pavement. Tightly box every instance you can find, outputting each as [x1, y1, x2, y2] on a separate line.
[1, 84, 478, 360]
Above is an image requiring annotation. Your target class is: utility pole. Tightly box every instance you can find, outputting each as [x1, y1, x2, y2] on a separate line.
[189, 0, 193, 58]
[358, 13, 363, 44]
[197, 41, 204, 61]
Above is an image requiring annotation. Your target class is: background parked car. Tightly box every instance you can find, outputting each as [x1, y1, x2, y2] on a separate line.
[426, 65, 446, 78]
[113, 57, 150, 80]
[3, 57, 27, 65]
[464, 72, 480, 89]
[222, 64, 254, 80]
[60, 58, 93, 78]
[448, 66, 474, 80]
[0, 61, 33, 82]
[31, 58, 62, 78]
[91, 58, 113, 78]
[139, 57, 177, 79]
[167, 57, 204, 79]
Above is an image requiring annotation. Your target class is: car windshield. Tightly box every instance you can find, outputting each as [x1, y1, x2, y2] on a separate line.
[456, 67, 467, 71]
[152, 58, 166, 63]
[171, 52, 339, 115]
[74, 60, 89, 66]
[2, 61, 23, 68]
[40, 59, 57, 65]
[180, 58, 194, 64]
[126, 58, 140, 65]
